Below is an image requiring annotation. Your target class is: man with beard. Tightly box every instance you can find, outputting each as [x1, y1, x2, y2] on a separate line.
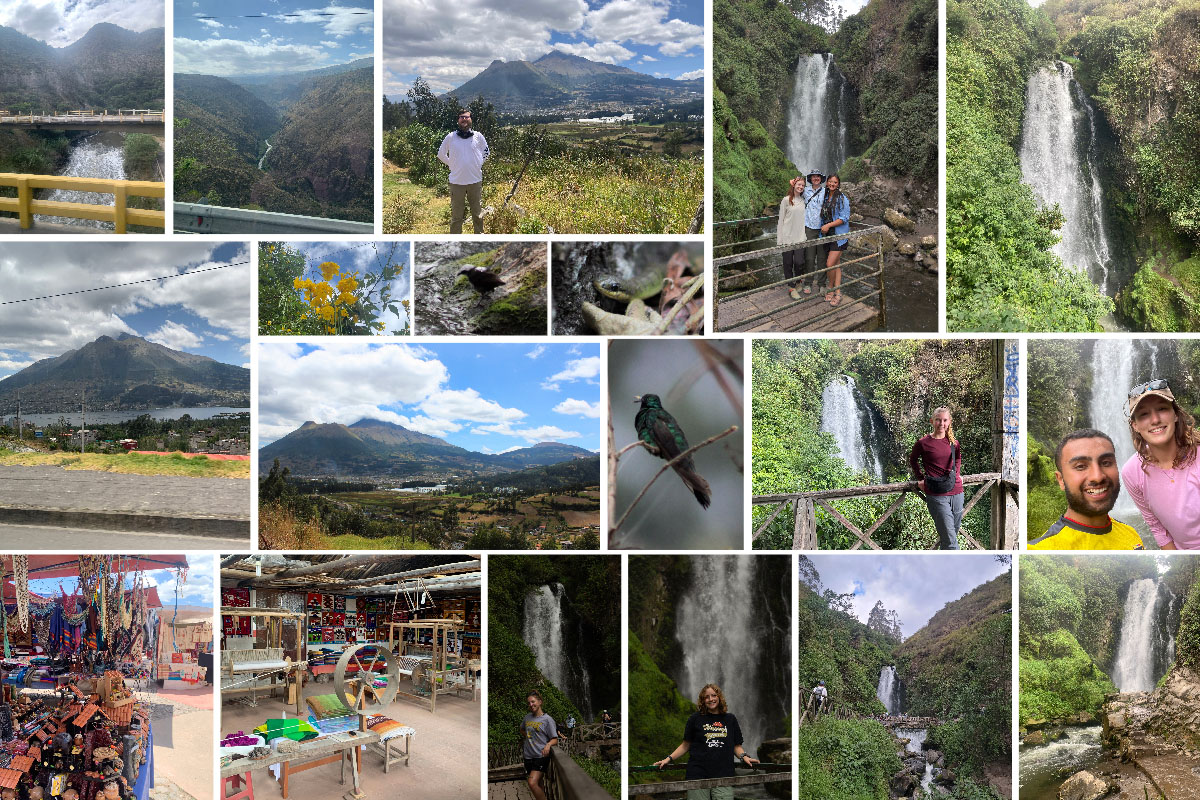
[437, 109, 489, 233]
[1030, 429, 1144, 549]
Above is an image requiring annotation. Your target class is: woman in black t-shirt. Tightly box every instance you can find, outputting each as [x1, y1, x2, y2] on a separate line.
[653, 683, 759, 798]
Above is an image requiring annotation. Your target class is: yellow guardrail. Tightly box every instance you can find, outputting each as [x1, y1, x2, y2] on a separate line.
[0, 173, 165, 233]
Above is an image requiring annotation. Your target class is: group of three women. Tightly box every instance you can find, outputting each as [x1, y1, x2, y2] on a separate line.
[777, 171, 852, 307]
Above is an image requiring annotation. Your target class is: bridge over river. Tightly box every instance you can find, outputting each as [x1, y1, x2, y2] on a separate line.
[0, 111, 164, 133]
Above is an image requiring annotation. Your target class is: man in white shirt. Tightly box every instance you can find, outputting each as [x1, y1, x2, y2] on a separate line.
[437, 110, 490, 233]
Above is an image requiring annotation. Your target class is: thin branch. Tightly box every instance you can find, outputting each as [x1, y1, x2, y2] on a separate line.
[615, 440, 649, 461]
[695, 340, 743, 418]
[610, 424, 739, 539]
[654, 273, 705, 335]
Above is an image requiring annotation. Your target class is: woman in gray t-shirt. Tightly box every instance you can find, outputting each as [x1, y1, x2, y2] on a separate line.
[520, 691, 559, 800]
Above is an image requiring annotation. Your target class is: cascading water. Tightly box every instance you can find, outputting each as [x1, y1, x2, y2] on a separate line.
[1088, 339, 1140, 519]
[1019, 62, 1116, 293]
[259, 140, 273, 170]
[675, 556, 788, 754]
[820, 375, 885, 481]
[786, 53, 849, 174]
[523, 584, 594, 719]
[876, 665, 899, 714]
[1111, 578, 1168, 692]
[1019, 726, 1103, 797]
[35, 134, 126, 229]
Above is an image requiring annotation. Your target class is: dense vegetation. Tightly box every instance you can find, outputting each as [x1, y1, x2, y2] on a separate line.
[382, 81, 701, 234]
[175, 66, 372, 221]
[794, 558, 1010, 799]
[752, 339, 997, 549]
[947, 0, 1200, 330]
[1024, 340, 1200, 535]
[488, 556, 620, 797]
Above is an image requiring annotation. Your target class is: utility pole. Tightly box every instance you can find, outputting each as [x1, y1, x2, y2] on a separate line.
[15, 391, 20, 442]
[81, 389, 86, 452]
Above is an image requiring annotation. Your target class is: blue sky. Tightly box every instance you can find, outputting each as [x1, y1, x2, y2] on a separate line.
[0, 0, 162, 47]
[383, 0, 704, 98]
[175, 1, 373, 76]
[257, 341, 601, 451]
[277, 241, 411, 334]
[805, 554, 1010, 637]
[27, 555, 214, 609]
[0, 242, 251, 380]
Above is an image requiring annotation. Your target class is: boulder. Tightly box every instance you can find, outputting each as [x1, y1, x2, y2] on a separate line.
[1023, 731, 1046, 746]
[924, 749, 942, 764]
[850, 213, 864, 223]
[1057, 770, 1108, 800]
[759, 738, 791, 799]
[884, 208, 917, 232]
[890, 769, 915, 796]
[877, 226, 899, 253]
[921, 235, 936, 248]
[913, 251, 925, 264]
[898, 242, 917, 256]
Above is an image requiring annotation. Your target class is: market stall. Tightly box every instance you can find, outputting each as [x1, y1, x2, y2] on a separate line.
[0, 555, 193, 800]
[219, 555, 482, 800]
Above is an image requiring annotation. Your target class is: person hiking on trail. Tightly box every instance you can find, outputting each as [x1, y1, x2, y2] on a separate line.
[520, 691, 558, 800]
[566, 714, 576, 739]
[800, 170, 828, 294]
[818, 174, 851, 306]
[777, 176, 810, 299]
[653, 683, 760, 799]
[812, 680, 828, 715]
[602, 709, 614, 736]
[910, 406, 964, 550]
[437, 109, 489, 234]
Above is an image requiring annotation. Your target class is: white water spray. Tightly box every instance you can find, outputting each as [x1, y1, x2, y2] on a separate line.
[820, 375, 885, 481]
[36, 136, 126, 229]
[524, 584, 594, 719]
[786, 53, 849, 175]
[877, 665, 899, 714]
[1019, 62, 1115, 292]
[1111, 578, 1165, 692]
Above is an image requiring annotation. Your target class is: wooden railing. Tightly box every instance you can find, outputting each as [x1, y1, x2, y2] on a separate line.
[798, 685, 855, 726]
[488, 748, 611, 800]
[714, 224, 887, 332]
[0, 173, 165, 232]
[753, 473, 1018, 550]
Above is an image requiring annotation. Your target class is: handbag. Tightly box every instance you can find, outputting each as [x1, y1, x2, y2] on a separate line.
[924, 440, 958, 494]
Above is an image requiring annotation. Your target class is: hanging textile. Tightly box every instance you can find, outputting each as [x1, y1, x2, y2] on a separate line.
[13, 555, 29, 633]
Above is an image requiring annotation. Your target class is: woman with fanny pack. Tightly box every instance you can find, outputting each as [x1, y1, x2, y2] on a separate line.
[909, 406, 963, 549]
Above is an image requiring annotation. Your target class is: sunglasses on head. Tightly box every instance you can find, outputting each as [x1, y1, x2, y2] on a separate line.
[1128, 379, 1170, 400]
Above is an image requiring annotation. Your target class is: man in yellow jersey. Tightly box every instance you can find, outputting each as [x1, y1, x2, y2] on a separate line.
[1029, 429, 1144, 549]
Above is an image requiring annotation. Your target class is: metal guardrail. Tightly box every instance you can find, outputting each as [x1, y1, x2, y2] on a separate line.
[174, 202, 374, 234]
[753, 473, 1017, 550]
[0, 112, 165, 130]
[0, 173, 164, 232]
[715, 224, 886, 332]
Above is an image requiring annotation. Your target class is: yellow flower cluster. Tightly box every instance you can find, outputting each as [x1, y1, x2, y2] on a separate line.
[293, 261, 361, 334]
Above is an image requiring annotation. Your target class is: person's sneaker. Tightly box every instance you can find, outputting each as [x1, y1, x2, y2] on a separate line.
[788, 287, 801, 300]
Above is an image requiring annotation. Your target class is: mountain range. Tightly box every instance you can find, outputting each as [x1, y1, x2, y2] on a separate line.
[440, 50, 702, 113]
[0, 23, 164, 110]
[260, 417, 596, 478]
[0, 333, 249, 413]
[174, 60, 373, 221]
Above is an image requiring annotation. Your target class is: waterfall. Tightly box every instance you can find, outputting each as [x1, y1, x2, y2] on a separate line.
[35, 134, 126, 229]
[1088, 340, 1140, 517]
[896, 727, 927, 754]
[786, 53, 849, 175]
[523, 584, 593, 719]
[1147, 342, 1159, 377]
[876, 665, 899, 714]
[259, 140, 273, 170]
[675, 556, 786, 754]
[921, 762, 935, 793]
[820, 375, 885, 481]
[1019, 62, 1115, 292]
[1111, 578, 1167, 692]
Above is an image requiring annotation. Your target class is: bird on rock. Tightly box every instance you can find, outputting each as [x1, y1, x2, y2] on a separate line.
[458, 267, 506, 294]
[634, 394, 711, 509]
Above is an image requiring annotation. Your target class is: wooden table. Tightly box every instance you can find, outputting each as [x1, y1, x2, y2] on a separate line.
[220, 730, 381, 799]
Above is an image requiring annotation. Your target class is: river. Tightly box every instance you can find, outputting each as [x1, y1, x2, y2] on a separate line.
[259, 139, 272, 170]
[9, 407, 248, 427]
[34, 131, 127, 229]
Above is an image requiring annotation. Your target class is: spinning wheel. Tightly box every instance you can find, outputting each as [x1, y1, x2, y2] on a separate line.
[333, 643, 399, 711]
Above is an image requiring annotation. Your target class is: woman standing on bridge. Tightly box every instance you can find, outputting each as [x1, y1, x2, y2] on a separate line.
[653, 683, 759, 799]
[1122, 380, 1200, 549]
[520, 691, 558, 800]
[910, 407, 964, 549]
[818, 174, 851, 307]
[778, 176, 810, 299]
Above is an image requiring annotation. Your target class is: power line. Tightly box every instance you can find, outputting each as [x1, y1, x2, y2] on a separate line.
[0, 261, 250, 306]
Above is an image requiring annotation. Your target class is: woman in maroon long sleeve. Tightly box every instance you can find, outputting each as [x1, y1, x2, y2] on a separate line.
[909, 407, 964, 549]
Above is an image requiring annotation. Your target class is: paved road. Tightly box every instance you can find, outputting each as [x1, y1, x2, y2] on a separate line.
[0, 523, 247, 550]
[0, 464, 250, 538]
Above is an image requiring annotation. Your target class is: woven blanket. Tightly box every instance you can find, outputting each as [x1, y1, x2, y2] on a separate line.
[306, 694, 351, 720]
[366, 716, 416, 742]
[252, 718, 319, 743]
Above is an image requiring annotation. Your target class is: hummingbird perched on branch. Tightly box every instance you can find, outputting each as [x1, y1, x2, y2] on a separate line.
[634, 394, 711, 509]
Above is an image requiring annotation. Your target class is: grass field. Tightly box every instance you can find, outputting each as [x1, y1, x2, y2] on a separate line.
[0, 450, 250, 479]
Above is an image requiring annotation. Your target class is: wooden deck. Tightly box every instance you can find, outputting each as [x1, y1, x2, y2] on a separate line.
[717, 283, 878, 332]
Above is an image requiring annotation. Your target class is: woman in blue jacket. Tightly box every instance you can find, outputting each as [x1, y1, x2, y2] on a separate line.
[818, 174, 851, 306]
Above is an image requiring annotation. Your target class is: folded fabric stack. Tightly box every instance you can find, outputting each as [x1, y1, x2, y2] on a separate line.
[365, 715, 416, 743]
[251, 718, 319, 743]
[307, 714, 359, 735]
[306, 694, 351, 720]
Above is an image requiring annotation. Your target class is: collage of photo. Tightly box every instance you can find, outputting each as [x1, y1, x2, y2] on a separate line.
[0, 0, 1197, 799]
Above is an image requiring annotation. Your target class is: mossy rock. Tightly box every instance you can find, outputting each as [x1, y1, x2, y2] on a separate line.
[476, 269, 546, 334]
[459, 249, 499, 269]
[839, 155, 869, 184]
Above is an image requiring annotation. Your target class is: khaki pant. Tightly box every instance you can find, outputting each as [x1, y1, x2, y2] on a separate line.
[449, 181, 483, 234]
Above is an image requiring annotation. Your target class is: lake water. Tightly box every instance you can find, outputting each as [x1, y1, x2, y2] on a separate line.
[8, 407, 249, 427]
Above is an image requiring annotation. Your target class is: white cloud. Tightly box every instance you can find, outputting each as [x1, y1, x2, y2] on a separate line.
[526, 345, 547, 360]
[583, 0, 702, 58]
[640, 55, 657, 62]
[552, 41, 634, 64]
[417, 388, 525, 424]
[279, 6, 373, 37]
[198, 18, 222, 29]
[0, 0, 163, 47]
[474, 422, 581, 443]
[145, 321, 203, 351]
[174, 37, 331, 75]
[677, 69, 704, 80]
[549, 356, 601, 383]
[320, 40, 339, 48]
[553, 398, 602, 418]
